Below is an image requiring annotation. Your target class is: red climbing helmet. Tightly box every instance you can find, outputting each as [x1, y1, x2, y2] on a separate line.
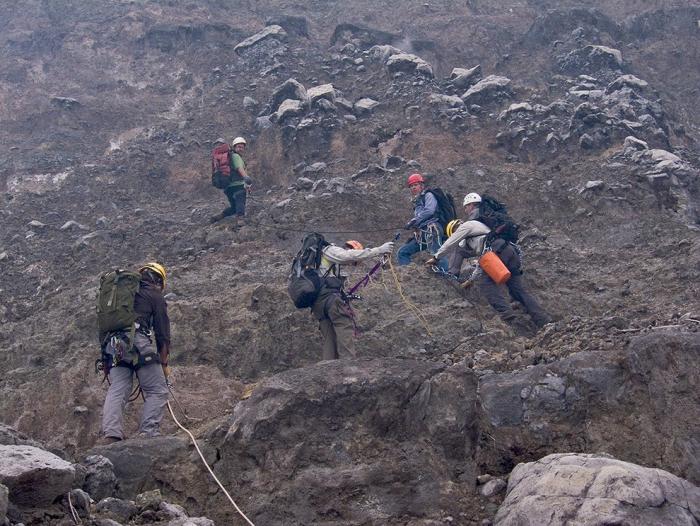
[407, 173, 425, 187]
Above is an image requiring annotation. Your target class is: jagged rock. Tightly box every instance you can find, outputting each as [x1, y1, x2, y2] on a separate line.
[494, 453, 700, 525]
[354, 97, 379, 114]
[0, 445, 75, 507]
[607, 74, 649, 93]
[0, 425, 42, 448]
[498, 102, 533, 120]
[242, 96, 258, 111]
[135, 489, 162, 511]
[160, 501, 188, 520]
[276, 99, 304, 121]
[428, 94, 465, 108]
[587, 45, 623, 67]
[211, 359, 478, 524]
[255, 116, 272, 129]
[461, 75, 511, 105]
[295, 177, 314, 190]
[69, 488, 91, 516]
[50, 96, 80, 109]
[82, 455, 117, 502]
[624, 136, 649, 150]
[0, 484, 7, 524]
[234, 25, 287, 53]
[450, 65, 482, 89]
[479, 332, 700, 483]
[306, 84, 336, 105]
[302, 162, 327, 174]
[271, 78, 307, 109]
[95, 497, 138, 522]
[90, 437, 189, 498]
[368, 44, 402, 62]
[386, 53, 434, 77]
[480, 478, 507, 497]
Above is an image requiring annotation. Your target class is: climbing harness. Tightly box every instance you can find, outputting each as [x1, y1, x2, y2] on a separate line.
[166, 399, 255, 526]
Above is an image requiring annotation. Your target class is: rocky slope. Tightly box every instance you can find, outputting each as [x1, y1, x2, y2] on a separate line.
[0, 1, 699, 525]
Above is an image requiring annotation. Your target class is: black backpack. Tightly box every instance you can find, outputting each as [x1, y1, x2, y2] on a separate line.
[288, 233, 329, 309]
[479, 194, 520, 243]
[427, 188, 457, 232]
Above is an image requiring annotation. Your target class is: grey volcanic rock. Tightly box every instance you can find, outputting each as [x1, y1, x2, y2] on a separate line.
[386, 53, 434, 77]
[211, 359, 478, 525]
[306, 83, 336, 105]
[89, 437, 189, 499]
[95, 497, 138, 523]
[478, 332, 700, 484]
[83, 455, 118, 502]
[234, 25, 287, 53]
[276, 99, 304, 121]
[271, 78, 307, 109]
[450, 65, 482, 89]
[494, 453, 700, 525]
[0, 484, 7, 523]
[0, 445, 75, 507]
[461, 75, 511, 105]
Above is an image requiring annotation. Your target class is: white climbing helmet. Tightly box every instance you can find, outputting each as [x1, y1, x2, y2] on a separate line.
[231, 136, 247, 147]
[463, 192, 482, 206]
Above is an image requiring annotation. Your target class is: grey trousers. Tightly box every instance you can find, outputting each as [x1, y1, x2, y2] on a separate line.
[101, 333, 169, 439]
[479, 243, 551, 328]
[312, 294, 356, 360]
[447, 245, 472, 276]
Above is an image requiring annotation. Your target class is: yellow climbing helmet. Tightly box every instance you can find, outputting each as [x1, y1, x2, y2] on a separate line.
[446, 219, 462, 238]
[139, 262, 167, 288]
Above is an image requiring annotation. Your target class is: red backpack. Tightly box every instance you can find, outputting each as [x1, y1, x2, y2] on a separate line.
[211, 144, 231, 188]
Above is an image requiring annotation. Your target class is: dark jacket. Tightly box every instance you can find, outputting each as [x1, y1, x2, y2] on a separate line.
[134, 281, 171, 350]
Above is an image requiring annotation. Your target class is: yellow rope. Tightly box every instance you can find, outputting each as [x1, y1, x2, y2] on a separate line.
[167, 400, 256, 526]
[386, 259, 433, 336]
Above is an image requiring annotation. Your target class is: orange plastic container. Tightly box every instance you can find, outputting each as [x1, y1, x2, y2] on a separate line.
[479, 251, 511, 284]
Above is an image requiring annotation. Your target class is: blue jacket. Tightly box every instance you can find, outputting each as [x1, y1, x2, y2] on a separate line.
[411, 191, 439, 229]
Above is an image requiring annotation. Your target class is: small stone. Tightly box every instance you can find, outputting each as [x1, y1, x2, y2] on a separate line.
[477, 474, 493, 484]
[480, 478, 506, 497]
[242, 96, 258, 110]
[296, 177, 314, 190]
[0, 252, 7, 262]
[28, 220, 46, 229]
[354, 98, 379, 114]
[60, 220, 88, 231]
[73, 406, 88, 415]
[275, 199, 291, 208]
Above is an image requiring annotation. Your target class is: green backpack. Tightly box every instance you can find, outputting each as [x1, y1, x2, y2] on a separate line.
[96, 269, 141, 344]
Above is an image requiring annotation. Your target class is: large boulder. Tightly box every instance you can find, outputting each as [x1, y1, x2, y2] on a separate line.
[306, 83, 337, 105]
[89, 437, 190, 499]
[211, 359, 478, 525]
[0, 445, 75, 507]
[271, 78, 307, 109]
[450, 65, 482, 89]
[275, 99, 305, 122]
[82, 455, 118, 502]
[495, 453, 700, 525]
[461, 75, 511, 105]
[478, 332, 700, 484]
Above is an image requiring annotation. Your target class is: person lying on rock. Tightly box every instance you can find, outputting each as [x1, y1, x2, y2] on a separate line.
[313, 239, 394, 360]
[427, 192, 552, 331]
[210, 136, 253, 228]
[101, 263, 171, 443]
[397, 173, 448, 270]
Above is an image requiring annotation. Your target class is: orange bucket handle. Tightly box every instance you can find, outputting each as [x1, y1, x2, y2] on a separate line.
[479, 250, 511, 284]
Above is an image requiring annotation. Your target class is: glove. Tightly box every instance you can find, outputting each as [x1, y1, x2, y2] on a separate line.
[378, 242, 394, 254]
[404, 220, 416, 230]
[425, 257, 438, 266]
[162, 364, 171, 379]
[243, 176, 253, 185]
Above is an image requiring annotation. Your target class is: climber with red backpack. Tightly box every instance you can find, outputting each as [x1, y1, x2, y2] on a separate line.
[397, 173, 454, 271]
[288, 235, 394, 360]
[210, 136, 253, 227]
[427, 192, 552, 331]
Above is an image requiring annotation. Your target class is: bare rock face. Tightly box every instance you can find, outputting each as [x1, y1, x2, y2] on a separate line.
[0, 484, 8, 523]
[494, 453, 700, 525]
[0, 445, 75, 507]
[211, 359, 479, 525]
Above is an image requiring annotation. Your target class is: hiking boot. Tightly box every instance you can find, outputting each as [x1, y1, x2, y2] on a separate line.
[209, 212, 225, 224]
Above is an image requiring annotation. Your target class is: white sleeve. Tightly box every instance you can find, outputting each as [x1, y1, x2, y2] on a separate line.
[323, 245, 386, 264]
